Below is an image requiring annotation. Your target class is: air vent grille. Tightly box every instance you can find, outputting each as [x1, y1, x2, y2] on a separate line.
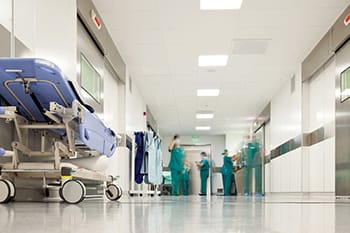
[232, 39, 271, 55]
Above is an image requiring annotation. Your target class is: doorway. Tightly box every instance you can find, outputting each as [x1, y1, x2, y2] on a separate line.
[181, 144, 212, 195]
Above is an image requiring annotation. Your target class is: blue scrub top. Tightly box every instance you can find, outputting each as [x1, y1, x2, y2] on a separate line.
[221, 156, 233, 175]
[168, 147, 185, 172]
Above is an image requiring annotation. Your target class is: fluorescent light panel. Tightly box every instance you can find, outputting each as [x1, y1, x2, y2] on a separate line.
[196, 113, 214, 119]
[200, 0, 243, 10]
[197, 89, 220, 97]
[198, 55, 228, 67]
[196, 126, 211, 131]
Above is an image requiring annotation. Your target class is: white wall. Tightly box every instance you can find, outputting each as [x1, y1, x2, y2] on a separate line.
[270, 148, 302, 192]
[304, 59, 336, 193]
[225, 132, 244, 155]
[271, 67, 302, 148]
[14, 0, 36, 51]
[125, 73, 147, 134]
[0, 0, 12, 32]
[269, 66, 303, 193]
[308, 60, 335, 132]
[34, 0, 77, 80]
[268, 57, 336, 193]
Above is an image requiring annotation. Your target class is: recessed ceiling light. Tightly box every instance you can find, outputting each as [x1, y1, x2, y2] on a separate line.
[200, 0, 243, 10]
[196, 113, 214, 119]
[197, 89, 220, 97]
[198, 55, 228, 67]
[196, 126, 211, 131]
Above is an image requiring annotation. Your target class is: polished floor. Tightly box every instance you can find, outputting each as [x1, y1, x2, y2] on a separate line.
[1, 194, 350, 233]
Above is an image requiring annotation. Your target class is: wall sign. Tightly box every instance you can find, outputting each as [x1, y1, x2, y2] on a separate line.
[192, 136, 200, 143]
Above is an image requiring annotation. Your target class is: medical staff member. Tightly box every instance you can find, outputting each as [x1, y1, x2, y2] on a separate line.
[168, 135, 185, 196]
[182, 158, 191, 196]
[196, 152, 210, 196]
[221, 149, 237, 196]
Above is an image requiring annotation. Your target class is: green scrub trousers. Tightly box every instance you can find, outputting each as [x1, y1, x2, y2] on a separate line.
[182, 171, 190, 195]
[221, 156, 234, 196]
[200, 158, 209, 195]
[200, 170, 209, 194]
[168, 147, 184, 195]
[242, 142, 262, 195]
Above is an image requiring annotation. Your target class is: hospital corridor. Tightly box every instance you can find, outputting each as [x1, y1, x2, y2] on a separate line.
[1, 0, 350, 233]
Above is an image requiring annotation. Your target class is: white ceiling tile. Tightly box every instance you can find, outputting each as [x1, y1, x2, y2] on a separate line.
[93, 0, 349, 135]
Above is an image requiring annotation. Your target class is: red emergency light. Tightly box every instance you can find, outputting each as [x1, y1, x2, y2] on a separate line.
[90, 9, 102, 30]
[344, 13, 350, 26]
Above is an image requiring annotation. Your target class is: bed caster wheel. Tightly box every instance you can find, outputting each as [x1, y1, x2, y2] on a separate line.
[0, 179, 15, 204]
[105, 184, 122, 201]
[59, 180, 86, 204]
[116, 185, 122, 199]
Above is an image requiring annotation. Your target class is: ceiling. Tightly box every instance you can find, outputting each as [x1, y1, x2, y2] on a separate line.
[93, 0, 350, 136]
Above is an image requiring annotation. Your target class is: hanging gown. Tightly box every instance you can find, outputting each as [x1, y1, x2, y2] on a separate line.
[134, 132, 145, 184]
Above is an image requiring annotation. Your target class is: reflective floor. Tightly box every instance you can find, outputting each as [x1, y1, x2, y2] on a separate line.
[1, 194, 350, 233]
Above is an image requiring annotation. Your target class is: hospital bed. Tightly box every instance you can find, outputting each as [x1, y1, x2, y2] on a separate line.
[0, 58, 122, 204]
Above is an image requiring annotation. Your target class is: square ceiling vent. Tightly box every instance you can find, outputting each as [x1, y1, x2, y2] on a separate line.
[232, 39, 271, 55]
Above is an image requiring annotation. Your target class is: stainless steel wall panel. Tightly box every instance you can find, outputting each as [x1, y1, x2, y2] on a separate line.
[104, 35, 126, 84]
[302, 4, 350, 82]
[77, 20, 104, 114]
[77, 0, 126, 82]
[335, 40, 350, 196]
[302, 31, 333, 81]
[270, 135, 302, 159]
[332, 5, 350, 52]
[0, 25, 11, 56]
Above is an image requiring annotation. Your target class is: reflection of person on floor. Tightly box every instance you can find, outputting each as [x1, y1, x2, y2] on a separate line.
[182, 158, 191, 195]
[221, 149, 238, 196]
[168, 134, 185, 196]
[195, 152, 210, 196]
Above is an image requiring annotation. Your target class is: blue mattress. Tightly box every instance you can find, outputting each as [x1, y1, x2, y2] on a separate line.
[0, 58, 117, 157]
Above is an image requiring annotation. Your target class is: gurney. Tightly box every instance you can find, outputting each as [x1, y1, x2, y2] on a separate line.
[0, 58, 122, 204]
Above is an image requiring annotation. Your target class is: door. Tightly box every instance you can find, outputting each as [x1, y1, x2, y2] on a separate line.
[336, 40, 350, 196]
[182, 144, 211, 195]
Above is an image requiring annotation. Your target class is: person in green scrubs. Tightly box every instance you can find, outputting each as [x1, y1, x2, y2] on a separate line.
[221, 149, 238, 196]
[182, 158, 191, 196]
[168, 135, 185, 196]
[242, 140, 262, 196]
[196, 152, 210, 196]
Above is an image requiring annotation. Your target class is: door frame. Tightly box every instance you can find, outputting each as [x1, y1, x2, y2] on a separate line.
[181, 143, 213, 195]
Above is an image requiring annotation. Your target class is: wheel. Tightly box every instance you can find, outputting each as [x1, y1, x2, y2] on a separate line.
[116, 185, 122, 199]
[59, 180, 86, 204]
[105, 184, 120, 201]
[0, 179, 11, 204]
[3, 179, 15, 202]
